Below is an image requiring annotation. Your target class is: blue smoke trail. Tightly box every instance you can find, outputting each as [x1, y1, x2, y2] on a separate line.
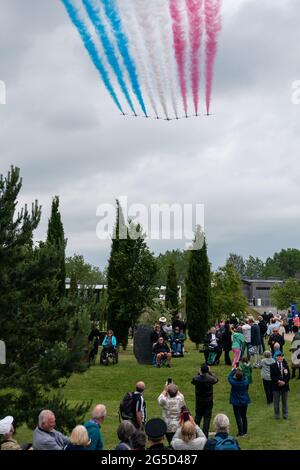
[82, 0, 135, 114]
[101, 0, 147, 116]
[61, 0, 123, 113]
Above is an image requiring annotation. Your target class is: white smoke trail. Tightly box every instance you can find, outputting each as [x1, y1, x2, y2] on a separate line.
[156, 0, 179, 118]
[131, 0, 169, 119]
[115, 0, 159, 117]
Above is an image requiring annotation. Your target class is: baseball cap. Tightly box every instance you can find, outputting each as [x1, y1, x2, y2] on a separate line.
[145, 418, 167, 439]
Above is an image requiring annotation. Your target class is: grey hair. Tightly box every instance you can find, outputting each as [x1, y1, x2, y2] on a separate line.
[38, 410, 54, 427]
[117, 420, 135, 443]
[167, 383, 178, 398]
[214, 414, 230, 433]
[264, 351, 272, 358]
[92, 404, 107, 420]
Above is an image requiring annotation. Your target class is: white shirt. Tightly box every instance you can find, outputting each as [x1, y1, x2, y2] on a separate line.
[242, 324, 251, 343]
[157, 392, 185, 433]
[210, 333, 218, 347]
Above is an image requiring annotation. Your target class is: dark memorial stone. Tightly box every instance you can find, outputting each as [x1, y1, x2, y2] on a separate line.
[134, 325, 153, 364]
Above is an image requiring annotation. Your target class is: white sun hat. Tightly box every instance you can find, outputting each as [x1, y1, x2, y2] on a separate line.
[0, 416, 13, 435]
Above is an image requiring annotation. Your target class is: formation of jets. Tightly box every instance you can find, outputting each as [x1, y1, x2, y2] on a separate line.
[121, 112, 211, 120]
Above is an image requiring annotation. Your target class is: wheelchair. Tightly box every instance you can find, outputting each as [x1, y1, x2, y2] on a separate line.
[100, 347, 118, 366]
[151, 343, 169, 367]
[202, 346, 221, 366]
[171, 341, 185, 357]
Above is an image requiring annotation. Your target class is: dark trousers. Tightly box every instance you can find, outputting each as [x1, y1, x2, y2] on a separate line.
[224, 349, 231, 365]
[242, 343, 251, 360]
[195, 401, 213, 437]
[292, 368, 300, 378]
[273, 390, 288, 419]
[166, 432, 175, 445]
[232, 405, 248, 435]
[259, 335, 265, 354]
[263, 379, 273, 404]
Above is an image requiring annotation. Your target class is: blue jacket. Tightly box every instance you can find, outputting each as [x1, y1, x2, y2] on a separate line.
[84, 420, 103, 450]
[228, 370, 250, 406]
[102, 335, 117, 348]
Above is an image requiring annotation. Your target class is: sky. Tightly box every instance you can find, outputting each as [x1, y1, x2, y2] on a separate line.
[1, 0, 300, 271]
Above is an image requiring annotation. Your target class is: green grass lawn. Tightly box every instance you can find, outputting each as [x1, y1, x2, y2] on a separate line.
[16, 339, 300, 450]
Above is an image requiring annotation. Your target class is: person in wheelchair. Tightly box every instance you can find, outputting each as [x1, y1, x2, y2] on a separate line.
[203, 327, 222, 365]
[153, 336, 172, 368]
[101, 330, 117, 365]
[171, 327, 185, 356]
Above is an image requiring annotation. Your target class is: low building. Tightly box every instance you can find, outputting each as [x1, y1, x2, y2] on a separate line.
[65, 281, 182, 303]
[156, 285, 182, 302]
[65, 280, 107, 303]
[241, 279, 284, 308]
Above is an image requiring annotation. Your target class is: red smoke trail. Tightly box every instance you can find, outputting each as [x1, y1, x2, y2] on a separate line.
[169, 0, 188, 116]
[186, 0, 203, 116]
[205, 0, 222, 115]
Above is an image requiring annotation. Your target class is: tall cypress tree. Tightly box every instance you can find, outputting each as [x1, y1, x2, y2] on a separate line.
[69, 272, 78, 299]
[107, 200, 156, 348]
[185, 228, 211, 346]
[47, 196, 66, 298]
[0, 167, 91, 432]
[165, 262, 179, 314]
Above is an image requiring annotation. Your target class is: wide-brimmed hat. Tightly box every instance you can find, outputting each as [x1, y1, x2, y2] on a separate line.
[159, 316, 167, 323]
[0, 416, 13, 435]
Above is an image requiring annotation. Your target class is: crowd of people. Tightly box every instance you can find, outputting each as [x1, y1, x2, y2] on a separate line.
[0, 380, 240, 451]
[1, 311, 299, 451]
[200, 311, 300, 430]
[150, 315, 186, 367]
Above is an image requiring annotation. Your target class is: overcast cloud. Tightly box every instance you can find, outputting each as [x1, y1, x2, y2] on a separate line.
[1, 0, 300, 270]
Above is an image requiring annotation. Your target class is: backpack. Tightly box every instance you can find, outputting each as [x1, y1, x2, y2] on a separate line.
[119, 392, 135, 421]
[214, 435, 239, 451]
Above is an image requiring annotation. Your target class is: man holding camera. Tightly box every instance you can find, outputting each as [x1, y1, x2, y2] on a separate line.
[157, 381, 185, 445]
[191, 364, 219, 437]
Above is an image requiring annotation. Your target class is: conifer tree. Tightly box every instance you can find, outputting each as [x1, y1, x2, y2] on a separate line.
[165, 262, 179, 314]
[107, 201, 156, 348]
[186, 228, 211, 346]
[69, 272, 78, 299]
[47, 196, 66, 298]
[0, 167, 90, 432]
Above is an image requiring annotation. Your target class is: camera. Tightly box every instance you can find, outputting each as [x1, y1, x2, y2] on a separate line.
[167, 377, 173, 384]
